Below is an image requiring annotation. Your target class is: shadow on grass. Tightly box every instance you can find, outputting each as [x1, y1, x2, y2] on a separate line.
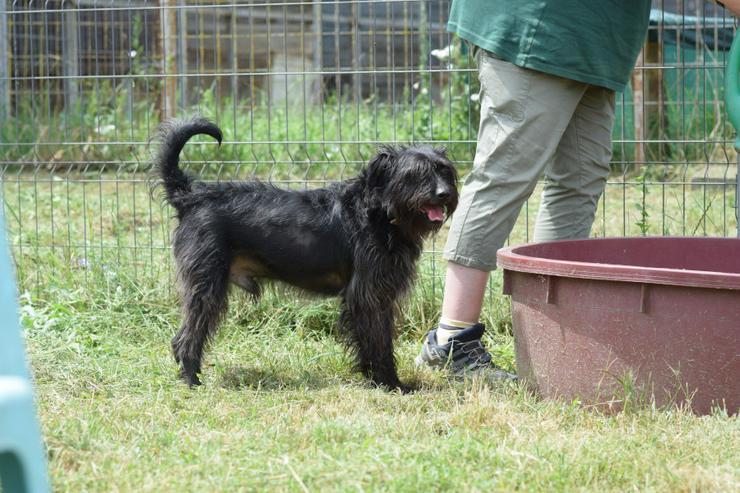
[219, 365, 428, 394]
[217, 365, 339, 391]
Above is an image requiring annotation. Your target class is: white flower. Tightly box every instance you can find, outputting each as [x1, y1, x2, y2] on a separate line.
[431, 45, 452, 61]
[97, 124, 116, 135]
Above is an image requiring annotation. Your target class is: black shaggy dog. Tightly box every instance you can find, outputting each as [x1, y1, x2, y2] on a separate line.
[155, 117, 458, 392]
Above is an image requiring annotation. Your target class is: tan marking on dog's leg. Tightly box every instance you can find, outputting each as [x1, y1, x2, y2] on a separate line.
[229, 254, 267, 298]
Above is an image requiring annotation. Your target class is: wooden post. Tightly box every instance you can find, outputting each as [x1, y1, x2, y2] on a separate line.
[632, 48, 645, 169]
[644, 40, 667, 161]
[160, 0, 178, 118]
[177, 0, 187, 110]
[632, 41, 667, 169]
[62, 1, 80, 109]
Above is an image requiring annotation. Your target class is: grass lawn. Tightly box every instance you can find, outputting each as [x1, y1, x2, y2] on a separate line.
[19, 275, 740, 492]
[8, 170, 739, 492]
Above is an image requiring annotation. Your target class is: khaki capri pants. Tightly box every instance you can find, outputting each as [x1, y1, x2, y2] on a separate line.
[444, 49, 616, 271]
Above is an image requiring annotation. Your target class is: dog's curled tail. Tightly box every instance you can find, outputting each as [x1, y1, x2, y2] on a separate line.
[155, 117, 223, 203]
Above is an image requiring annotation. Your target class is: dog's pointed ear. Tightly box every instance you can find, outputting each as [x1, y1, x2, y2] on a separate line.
[366, 145, 399, 189]
[434, 146, 448, 158]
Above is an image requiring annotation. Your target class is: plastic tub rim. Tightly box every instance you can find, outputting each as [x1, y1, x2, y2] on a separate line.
[497, 237, 740, 291]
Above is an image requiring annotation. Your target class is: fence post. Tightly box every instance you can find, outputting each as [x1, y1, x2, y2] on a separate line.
[632, 48, 645, 170]
[177, 0, 186, 110]
[312, 1, 322, 98]
[0, 1, 9, 121]
[160, 0, 178, 118]
[62, 1, 79, 109]
[230, 0, 237, 109]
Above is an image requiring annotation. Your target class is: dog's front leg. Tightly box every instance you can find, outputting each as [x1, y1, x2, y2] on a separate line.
[339, 277, 413, 393]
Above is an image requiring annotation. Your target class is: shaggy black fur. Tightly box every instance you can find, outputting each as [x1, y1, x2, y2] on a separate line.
[155, 117, 458, 392]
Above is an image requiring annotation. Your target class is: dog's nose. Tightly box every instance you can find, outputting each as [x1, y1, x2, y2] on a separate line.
[436, 189, 451, 200]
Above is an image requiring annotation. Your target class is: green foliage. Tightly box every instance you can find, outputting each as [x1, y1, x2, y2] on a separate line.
[633, 171, 651, 235]
[1, 75, 479, 180]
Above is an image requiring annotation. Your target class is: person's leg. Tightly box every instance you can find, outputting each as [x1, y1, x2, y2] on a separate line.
[440, 262, 489, 325]
[418, 50, 588, 373]
[437, 51, 585, 343]
[533, 86, 616, 242]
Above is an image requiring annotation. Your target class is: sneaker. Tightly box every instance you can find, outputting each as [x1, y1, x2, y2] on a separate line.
[415, 323, 517, 380]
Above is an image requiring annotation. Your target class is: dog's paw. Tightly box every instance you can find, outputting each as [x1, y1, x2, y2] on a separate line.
[179, 368, 202, 387]
[395, 382, 417, 394]
[372, 378, 417, 394]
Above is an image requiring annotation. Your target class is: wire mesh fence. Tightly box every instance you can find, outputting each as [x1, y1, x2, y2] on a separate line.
[0, 0, 737, 295]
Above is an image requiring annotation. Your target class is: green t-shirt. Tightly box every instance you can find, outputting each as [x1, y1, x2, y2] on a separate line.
[447, 0, 652, 92]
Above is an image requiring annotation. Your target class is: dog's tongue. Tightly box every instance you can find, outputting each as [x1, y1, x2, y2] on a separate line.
[423, 206, 445, 222]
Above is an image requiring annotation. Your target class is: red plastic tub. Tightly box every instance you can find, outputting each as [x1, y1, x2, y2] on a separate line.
[497, 237, 740, 415]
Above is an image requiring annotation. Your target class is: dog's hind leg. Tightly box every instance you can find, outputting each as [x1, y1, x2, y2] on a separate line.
[230, 271, 261, 300]
[229, 254, 267, 300]
[172, 251, 231, 386]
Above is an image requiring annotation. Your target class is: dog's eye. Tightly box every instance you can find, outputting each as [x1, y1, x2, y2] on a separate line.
[436, 165, 454, 180]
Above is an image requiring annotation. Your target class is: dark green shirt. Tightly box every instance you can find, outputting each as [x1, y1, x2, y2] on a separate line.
[447, 0, 652, 92]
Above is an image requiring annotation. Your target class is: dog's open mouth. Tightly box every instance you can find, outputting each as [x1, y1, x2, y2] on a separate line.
[420, 205, 446, 222]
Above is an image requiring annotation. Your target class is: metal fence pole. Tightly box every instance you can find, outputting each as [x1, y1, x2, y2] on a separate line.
[0, 1, 9, 121]
[62, 1, 79, 109]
